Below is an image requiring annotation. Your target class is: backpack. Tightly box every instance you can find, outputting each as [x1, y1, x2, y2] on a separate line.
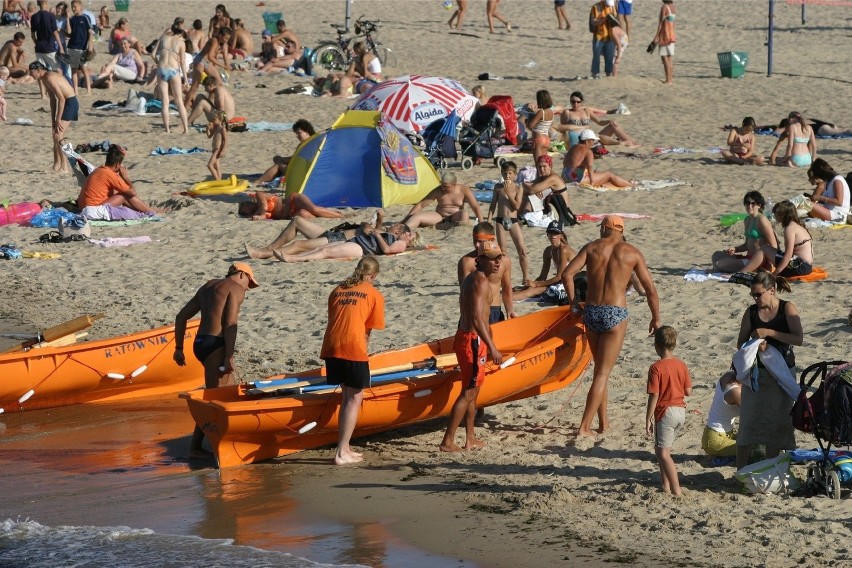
[829, 371, 852, 444]
[791, 383, 823, 434]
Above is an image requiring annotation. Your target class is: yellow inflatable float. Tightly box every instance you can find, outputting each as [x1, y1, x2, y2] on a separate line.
[188, 175, 250, 196]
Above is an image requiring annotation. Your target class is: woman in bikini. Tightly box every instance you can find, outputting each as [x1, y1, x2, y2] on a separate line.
[711, 190, 778, 273]
[338, 41, 383, 96]
[526, 89, 554, 162]
[558, 91, 638, 148]
[153, 21, 188, 134]
[722, 117, 764, 165]
[769, 201, 813, 277]
[207, 4, 231, 38]
[274, 223, 417, 262]
[774, 111, 815, 168]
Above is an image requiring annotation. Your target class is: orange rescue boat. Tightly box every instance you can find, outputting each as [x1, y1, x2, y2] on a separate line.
[0, 320, 204, 413]
[181, 307, 591, 468]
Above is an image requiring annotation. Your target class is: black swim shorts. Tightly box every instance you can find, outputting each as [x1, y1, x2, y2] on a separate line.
[61, 96, 79, 122]
[325, 357, 370, 390]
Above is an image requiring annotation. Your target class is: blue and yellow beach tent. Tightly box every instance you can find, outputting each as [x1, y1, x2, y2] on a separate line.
[284, 110, 440, 208]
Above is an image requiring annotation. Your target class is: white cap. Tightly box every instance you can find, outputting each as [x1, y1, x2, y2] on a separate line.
[605, 0, 615, 6]
[579, 129, 599, 141]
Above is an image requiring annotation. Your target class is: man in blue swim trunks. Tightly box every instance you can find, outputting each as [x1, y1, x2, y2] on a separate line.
[561, 215, 660, 438]
[173, 262, 259, 458]
[28, 61, 77, 173]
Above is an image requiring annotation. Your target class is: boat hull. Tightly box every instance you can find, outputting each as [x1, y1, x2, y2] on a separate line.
[181, 307, 590, 468]
[0, 320, 204, 412]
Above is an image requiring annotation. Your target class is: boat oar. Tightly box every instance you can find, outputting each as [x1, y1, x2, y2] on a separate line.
[1, 313, 105, 354]
[250, 354, 458, 394]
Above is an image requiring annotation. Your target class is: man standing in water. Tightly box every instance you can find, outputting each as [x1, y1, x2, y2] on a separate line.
[174, 262, 259, 458]
[441, 241, 504, 452]
[561, 215, 660, 438]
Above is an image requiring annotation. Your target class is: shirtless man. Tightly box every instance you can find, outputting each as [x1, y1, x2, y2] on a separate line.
[229, 18, 253, 62]
[402, 172, 483, 229]
[188, 75, 234, 125]
[236, 191, 343, 221]
[458, 222, 516, 323]
[29, 61, 77, 173]
[487, 160, 530, 286]
[561, 215, 660, 439]
[440, 240, 504, 452]
[0, 32, 27, 77]
[174, 261, 259, 458]
[562, 129, 633, 187]
[514, 221, 577, 300]
[520, 154, 572, 221]
[185, 26, 231, 106]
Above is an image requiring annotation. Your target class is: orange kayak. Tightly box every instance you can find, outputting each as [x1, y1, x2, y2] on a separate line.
[181, 307, 591, 468]
[0, 320, 204, 413]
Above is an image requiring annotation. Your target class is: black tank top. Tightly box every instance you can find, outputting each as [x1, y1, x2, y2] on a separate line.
[748, 299, 795, 367]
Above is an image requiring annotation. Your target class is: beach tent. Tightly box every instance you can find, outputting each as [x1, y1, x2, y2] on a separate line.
[284, 110, 441, 208]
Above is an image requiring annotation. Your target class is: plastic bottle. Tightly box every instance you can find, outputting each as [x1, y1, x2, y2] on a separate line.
[0, 202, 42, 226]
[765, 198, 774, 220]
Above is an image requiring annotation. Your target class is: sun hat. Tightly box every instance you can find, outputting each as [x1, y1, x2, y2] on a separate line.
[579, 129, 599, 141]
[228, 262, 260, 288]
[478, 240, 503, 258]
[600, 215, 625, 232]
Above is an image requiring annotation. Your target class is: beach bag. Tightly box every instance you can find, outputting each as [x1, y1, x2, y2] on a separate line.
[791, 383, 822, 434]
[735, 451, 800, 495]
[58, 216, 91, 239]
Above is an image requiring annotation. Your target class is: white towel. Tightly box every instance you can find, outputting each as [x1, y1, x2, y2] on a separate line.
[733, 339, 800, 401]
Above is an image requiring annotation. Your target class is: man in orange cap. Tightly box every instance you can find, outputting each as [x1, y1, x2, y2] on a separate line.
[561, 215, 660, 439]
[174, 261, 259, 458]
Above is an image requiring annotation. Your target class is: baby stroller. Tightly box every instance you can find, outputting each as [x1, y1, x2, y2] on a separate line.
[459, 95, 517, 167]
[421, 110, 474, 171]
[792, 360, 852, 499]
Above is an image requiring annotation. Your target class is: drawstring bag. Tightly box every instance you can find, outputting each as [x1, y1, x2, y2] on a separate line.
[735, 451, 800, 495]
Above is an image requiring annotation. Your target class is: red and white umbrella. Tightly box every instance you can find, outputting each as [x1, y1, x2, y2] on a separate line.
[350, 75, 479, 134]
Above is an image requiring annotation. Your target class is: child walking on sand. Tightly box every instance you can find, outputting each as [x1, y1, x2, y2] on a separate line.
[645, 325, 692, 496]
[0, 66, 9, 121]
[206, 110, 228, 180]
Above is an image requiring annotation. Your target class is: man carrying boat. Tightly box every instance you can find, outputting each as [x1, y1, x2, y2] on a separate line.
[174, 261, 259, 459]
[560, 215, 660, 439]
[441, 241, 504, 452]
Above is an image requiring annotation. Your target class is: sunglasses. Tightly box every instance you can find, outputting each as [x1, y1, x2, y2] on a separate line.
[750, 289, 770, 299]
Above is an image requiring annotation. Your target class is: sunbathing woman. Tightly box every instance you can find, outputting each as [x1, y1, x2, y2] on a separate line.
[561, 129, 634, 187]
[771, 111, 815, 168]
[245, 211, 385, 259]
[338, 41, 383, 96]
[721, 117, 763, 165]
[711, 190, 778, 273]
[514, 221, 577, 300]
[526, 89, 554, 162]
[274, 223, 417, 262]
[237, 192, 343, 221]
[769, 201, 813, 278]
[558, 91, 638, 148]
[806, 158, 851, 223]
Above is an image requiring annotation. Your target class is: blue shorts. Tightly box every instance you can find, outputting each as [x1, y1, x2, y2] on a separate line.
[617, 0, 633, 15]
[583, 304, 628, 333]
[489, 306, 505, 324]
[554, 0, 566, 6]
[61, 96, 79, 122]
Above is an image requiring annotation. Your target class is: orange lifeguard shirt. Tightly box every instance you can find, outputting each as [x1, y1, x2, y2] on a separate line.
[77, 166, 129, 208]
[647, 357, 692, 422]
[320, 281, 385, 362]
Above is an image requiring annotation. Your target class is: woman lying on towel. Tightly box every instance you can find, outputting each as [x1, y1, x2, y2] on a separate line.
[274, 222, 418, 262]
[711, 190, 777, 274]
[237, 192, 343, 220]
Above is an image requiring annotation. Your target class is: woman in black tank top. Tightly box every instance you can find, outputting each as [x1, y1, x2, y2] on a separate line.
[734, 270, 803, 470]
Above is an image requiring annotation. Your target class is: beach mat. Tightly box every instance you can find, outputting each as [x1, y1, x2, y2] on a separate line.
[787, 267, 828, 282]
[576, 179, 690, 193]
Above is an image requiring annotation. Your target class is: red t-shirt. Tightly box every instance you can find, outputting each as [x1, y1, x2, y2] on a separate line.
[77, 166, 129, 208]
[647, 357, 692, 422]
[320, 281, 385, 362]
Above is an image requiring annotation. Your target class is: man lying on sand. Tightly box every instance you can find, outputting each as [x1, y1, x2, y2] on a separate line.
[401, 171, 483, 229]
[237, 192, 343, 221]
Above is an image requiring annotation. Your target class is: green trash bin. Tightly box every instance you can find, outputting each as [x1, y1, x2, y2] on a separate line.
[717, 51, 748, 78]
[262, 11, 283, 34]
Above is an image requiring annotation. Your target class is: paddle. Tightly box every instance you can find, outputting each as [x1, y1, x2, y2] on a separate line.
[247, 367, 443, 395]
[249, 353, 459, 394]
[1, 314, 105, 354]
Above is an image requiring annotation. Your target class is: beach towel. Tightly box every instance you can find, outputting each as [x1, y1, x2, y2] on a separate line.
[246, 121, 294, 132]
[80, 205, 159, 221]
[754, 127, 852, 140]
[786, 267, 828, 282]
[21, 251, 62, 259]
[149, 146, 208, 156]
[575, 213, 652, 222]
[89, 236, 154, 247]
[683, 269, 729, 282]
[576, 179, 689, 193]
[733, 339, 801, 401]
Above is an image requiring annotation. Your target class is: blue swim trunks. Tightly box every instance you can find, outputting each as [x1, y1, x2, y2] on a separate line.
[61, 96, 79, 121]
[583, 304, 628, 333]
[617, 0, 633, 16]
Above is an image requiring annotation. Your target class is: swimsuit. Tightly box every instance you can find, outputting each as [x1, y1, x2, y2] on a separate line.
[562, 166, 585, 183]
[61, 96, 79, 121]
[322, 230, 347, 243]
[494, 216, 518, 231]
[454, 330, 487, 389]
[774, 251, 812, 277]
[790, 154, 812, 167]
[582, 304, 628, 333]
[192, 334, 225, 363]
[158, 67, 180, 81]
[744, 218, 761, 240]
[356, 78, 379, 93]
[532, 109, 553, 146]
[489, 306, 506, 324]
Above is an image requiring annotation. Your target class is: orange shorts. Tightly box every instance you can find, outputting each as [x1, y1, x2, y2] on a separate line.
[454, 330, 487, 388]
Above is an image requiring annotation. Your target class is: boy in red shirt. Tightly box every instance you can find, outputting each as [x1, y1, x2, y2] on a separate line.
[646, 325, 692, 496]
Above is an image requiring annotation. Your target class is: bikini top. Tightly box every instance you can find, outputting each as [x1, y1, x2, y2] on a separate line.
[744, 217, 761, 240]
[533, 109, 553, 136]
[566, 115, 590, 127]
[793, 136, 809, 144]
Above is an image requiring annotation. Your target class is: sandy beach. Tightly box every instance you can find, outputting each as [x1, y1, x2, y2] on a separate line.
[1, 0, 851, 566]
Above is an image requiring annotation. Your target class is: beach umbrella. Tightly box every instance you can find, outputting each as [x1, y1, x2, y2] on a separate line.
[349, 75, 479, 134]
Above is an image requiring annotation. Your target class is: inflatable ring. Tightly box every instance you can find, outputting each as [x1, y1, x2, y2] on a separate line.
[188, 174, 250, 196]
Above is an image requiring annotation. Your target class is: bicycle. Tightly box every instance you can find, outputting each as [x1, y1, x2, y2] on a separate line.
[310, 16, 397, 73]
